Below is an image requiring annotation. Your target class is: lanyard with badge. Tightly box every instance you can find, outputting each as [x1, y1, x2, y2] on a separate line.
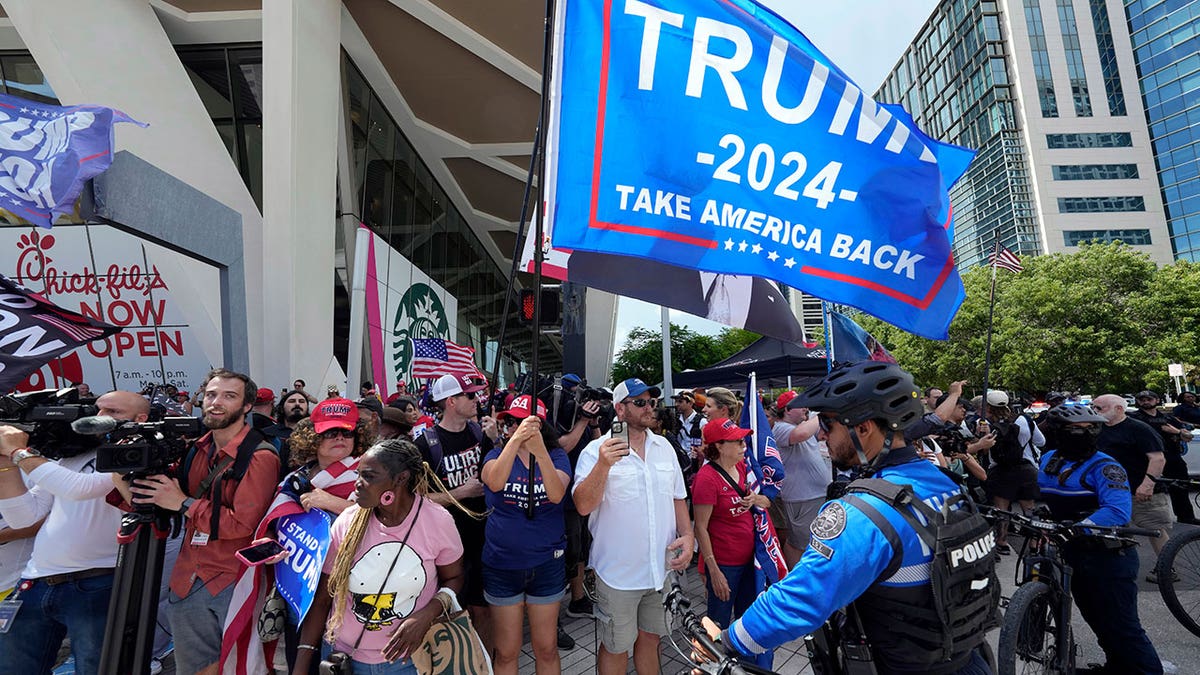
[0, 579, 31, 633]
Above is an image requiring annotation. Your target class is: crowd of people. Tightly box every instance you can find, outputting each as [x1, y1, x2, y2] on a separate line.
[0, 362, 1194, 675]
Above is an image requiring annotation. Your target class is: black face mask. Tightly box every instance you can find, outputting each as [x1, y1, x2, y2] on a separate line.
[1054, 426, 1098, 461]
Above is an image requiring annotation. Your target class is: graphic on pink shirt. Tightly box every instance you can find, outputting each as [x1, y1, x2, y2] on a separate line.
[348, 541, 426, 631]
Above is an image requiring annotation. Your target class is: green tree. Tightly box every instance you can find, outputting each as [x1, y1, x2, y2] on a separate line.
[611, 324, 761, 384]
[855, 242, 1200, 396]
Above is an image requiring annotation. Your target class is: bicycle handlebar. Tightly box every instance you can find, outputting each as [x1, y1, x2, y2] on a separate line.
[1149, 475, 1200, 491]
[980, 506, 1160, 541]
[663, 575, 777, 675]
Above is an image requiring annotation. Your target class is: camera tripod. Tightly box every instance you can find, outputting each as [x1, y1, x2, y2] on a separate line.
[98, 501, 177, 675]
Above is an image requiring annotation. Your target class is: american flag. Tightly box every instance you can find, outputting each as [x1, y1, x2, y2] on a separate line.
[989, 245, 1024, 273]
[411, 337, 477, 378]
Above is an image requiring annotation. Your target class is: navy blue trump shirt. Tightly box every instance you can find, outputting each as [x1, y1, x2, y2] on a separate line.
[482, 447, 572, 570]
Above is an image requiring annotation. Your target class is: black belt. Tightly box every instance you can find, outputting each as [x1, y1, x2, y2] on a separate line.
[35, 567, 114, 586]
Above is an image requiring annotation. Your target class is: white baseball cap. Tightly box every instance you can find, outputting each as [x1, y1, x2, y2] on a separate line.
[986, 391, 1010, 407]
[430, 373, 486, 402]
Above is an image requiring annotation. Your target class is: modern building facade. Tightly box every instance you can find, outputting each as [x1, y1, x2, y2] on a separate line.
[0, 1, 620, 398]
[877, 0, 1173, 268]
[1124, 0, 1200, 262]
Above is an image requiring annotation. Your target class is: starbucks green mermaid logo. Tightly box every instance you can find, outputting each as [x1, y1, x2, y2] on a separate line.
[392, 283, 450, 387]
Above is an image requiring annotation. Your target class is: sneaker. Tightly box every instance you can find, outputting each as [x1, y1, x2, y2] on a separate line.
[557, 625, 575, 650]
[1146, 570, 1180, 584]
[565, 596, 595, 619]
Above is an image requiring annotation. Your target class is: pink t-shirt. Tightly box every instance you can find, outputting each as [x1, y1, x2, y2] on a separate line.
[322, 497, 464, 663]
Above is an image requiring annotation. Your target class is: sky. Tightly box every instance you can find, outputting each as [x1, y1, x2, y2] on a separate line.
[610, 0, 942, 353]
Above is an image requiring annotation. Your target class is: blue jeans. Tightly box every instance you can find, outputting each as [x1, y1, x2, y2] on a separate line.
[1065, 545, 1162, 674]
[320, 641, 418, 675]
[705, 561, 757, 629]
[0, 572, 114, 675]
[483, 556, 567, 606]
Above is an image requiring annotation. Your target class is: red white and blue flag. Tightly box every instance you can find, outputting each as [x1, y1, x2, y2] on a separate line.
[410, 337, 477, 379]
[221, 457, 359, 675]
[0, 93, 145, 228]
[988, 245, 1024, 273]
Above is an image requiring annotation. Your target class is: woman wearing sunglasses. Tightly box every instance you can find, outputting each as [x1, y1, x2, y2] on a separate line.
[277, 397, 377, 673]
[482, 395, 572, 675]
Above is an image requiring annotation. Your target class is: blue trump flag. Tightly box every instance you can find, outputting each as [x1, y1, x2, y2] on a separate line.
[276, 508, 332, 622]
[0, 93, 145, 228]
[829, 310, 897, 365]
[545, 0, 975, 339]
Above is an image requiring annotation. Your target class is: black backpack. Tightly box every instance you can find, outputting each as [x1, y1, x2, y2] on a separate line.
[988, 417, 1027, 466]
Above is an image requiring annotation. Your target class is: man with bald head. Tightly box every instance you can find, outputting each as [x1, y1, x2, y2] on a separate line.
[0, 390, 150, 674]
[1093, 394, 1172, 565]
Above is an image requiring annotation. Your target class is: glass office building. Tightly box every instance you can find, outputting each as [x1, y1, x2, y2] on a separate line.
[876, 1, 1040, 268]
[1125, 0, 1200, 261]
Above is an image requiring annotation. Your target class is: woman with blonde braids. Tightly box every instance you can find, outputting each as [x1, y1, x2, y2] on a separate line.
[294, 439, 465, 675]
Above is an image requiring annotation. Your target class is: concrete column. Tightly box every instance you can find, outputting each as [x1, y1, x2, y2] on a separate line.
[3, 0, 265, 374]
[261, 0, 342, 390]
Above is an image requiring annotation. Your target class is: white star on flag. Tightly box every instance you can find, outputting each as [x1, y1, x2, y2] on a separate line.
[738, 241, 748, 252]
[784, 258, 797, 268]
[767, 251, 779, 261]
[751, 244, 762, 254]
[724, 239, 735, 250]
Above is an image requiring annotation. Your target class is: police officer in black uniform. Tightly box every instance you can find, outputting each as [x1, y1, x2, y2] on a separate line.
[1038, 403, 1162, 674]
[711, 362, 999, 674]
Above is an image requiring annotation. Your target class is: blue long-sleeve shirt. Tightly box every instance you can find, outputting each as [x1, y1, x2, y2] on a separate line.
[1037, 450, 1132, 527]
[726, 447, 961, 656]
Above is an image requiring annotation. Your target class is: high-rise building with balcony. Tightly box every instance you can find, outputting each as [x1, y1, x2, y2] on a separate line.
[877, 0, 1173, 267]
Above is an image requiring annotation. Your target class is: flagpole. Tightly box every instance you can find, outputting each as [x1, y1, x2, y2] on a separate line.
[821, 301, 834, 372]
[661, 306, 673, 397]
[981, 229, 1001, 419]
[522, 0, 557, 520]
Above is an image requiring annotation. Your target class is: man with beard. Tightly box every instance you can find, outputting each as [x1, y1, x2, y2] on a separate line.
[0, 390, 150, 675]
[129, 368, 280, 675]
[712, 363, 997, 674]
[1092, 394, 1170, 564]
[574, 378, 692, 675]
[1129, 390, 1196, 524]
[264, 389, 311, 473]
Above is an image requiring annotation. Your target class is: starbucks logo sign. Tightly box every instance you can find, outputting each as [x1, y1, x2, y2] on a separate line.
[392, 283, 450, 387]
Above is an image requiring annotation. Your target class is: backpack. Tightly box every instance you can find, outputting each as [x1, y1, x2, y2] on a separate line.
[423, 421, 484, 476]
[180, 427, 276, 540]
[988, 417, 1027, 466]
[844, 478, 1000, 661]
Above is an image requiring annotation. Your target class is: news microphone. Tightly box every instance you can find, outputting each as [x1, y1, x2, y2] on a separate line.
[71, 415, 120, 436]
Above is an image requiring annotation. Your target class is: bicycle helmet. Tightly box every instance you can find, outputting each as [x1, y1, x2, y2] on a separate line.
[791, 361, 923, 431]
[1044, 402, 1107, 426]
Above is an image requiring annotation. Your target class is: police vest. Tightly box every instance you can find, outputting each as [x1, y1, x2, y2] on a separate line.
[843, 478, 1000, 673]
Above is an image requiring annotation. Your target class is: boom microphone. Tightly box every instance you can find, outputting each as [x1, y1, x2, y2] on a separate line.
[71, 415, 120, 436]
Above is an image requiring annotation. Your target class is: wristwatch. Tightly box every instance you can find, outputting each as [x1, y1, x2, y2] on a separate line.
[180, 497, 196, 513]
[11, 448, 43, 465]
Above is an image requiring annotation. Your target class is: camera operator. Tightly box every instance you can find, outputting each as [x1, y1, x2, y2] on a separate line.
[0, 390, 150, 675]
[125, 368, 280, 675]
[925, 395, 992, 486]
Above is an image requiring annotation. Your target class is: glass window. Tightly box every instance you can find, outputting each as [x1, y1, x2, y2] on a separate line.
[1063, 229, 1152, 246]
[1052, 164, 1140, 180]
[1057, 196, 1146, 212]
[1046, 132, 1133, 148]
[0, 54, 57, 103]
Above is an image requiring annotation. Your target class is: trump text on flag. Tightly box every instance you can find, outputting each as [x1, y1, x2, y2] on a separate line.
[547, 0, 974, 339]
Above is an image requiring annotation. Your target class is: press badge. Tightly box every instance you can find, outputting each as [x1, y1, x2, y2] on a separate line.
[0, 589, 22, 634]
[191, 531, 210, 546]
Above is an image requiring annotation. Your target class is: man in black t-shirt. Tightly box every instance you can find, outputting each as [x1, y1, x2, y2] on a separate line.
[1094, 394, 1171, 561]
[414, 373, 495, 646]
[1129, 390, 1196, 524]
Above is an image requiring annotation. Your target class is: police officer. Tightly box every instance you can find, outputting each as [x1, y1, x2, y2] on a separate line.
[1038, 404, 1162, 675]
[712, 362, 997, 674]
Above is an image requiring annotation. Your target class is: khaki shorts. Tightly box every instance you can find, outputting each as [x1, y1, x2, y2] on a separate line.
[594, 575, 670, 655]
[1132, 492, 1174, 531]
[783, 497, 826, 543]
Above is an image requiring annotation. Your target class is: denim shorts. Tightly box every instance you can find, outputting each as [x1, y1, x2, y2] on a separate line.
[482, 556, 567, 606]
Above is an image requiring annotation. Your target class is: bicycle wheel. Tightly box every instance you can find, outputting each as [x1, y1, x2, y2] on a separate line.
[1157, 528, 1200, 638]
[997, 581, 1074, 675]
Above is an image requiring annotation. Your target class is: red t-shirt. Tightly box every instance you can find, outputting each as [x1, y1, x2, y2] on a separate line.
[692, 461, 754, 566]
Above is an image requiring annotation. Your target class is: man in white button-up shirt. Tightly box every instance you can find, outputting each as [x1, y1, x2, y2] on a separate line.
[574, 378, 693, 675]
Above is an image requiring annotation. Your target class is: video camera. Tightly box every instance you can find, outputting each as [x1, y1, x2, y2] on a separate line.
[69, 415, 203, 475]
[932, 421, 975, 456]
[0, 388, 100, 458]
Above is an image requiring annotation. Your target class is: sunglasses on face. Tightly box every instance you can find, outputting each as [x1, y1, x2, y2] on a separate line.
[817, 415, 840, 433]
[503, 418, 521, 428]
[320, 428, 356, 440]
[457, 391, 478, 400]
[623, 398, 658, 408]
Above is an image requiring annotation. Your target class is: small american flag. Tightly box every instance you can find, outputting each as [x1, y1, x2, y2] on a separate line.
[411, 337, 477, 378]
[989, 245, 1024, 273]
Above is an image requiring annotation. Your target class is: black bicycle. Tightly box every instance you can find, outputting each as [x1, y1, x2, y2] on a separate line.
[1150, 475, 1200, 638]
[982, 507, 1159, 675]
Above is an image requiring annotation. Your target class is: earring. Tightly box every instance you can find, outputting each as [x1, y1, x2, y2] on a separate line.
[380, 491, 395, 506]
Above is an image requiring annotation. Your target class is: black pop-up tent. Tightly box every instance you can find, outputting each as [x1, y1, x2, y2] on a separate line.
[672, 337, 828, 390]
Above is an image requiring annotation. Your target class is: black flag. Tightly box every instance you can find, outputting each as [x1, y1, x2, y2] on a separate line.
[0, 273, 120, 393]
